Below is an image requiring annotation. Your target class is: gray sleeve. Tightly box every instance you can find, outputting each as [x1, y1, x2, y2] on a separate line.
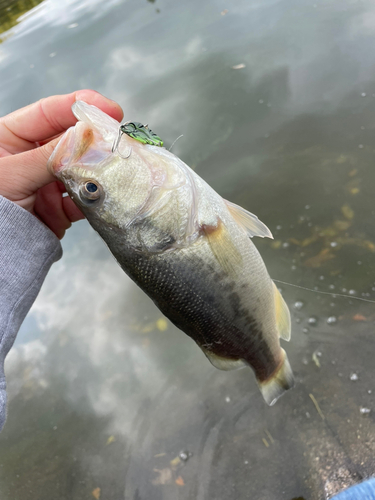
[0, 196, 62, 431]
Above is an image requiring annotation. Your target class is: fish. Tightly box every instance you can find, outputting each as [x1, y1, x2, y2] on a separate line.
[48, 101, 294, 406]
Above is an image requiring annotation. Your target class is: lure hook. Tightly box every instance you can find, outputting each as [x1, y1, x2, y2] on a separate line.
[112, 122, 132, 159]
[111, 127, 123, 154]
[118, 146, 132, 159]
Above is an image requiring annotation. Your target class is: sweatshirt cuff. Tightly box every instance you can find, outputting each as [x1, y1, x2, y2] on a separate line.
[0, 195, 62, 293]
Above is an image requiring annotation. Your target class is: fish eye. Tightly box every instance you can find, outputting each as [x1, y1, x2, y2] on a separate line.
[86, 182, 98, 193]
[80, 180, 102, 202]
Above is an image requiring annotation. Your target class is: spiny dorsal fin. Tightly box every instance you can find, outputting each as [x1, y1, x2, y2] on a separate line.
[272, 281, 291, 341]
[224, 199, 273, 239]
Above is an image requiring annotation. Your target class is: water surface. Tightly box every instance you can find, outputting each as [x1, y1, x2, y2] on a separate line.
[0, 0, 375, 499]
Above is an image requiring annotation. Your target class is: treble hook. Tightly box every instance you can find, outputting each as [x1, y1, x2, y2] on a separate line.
[111, 126, 132, 159]
[118, 146, 132, 159]
[111, 127, 122, 153]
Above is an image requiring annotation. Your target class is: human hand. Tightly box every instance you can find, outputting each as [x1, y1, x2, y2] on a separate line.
[0, 90, 123, 239]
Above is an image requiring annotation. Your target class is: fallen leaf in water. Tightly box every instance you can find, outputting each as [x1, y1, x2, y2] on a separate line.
[152, 468, 173, 485]
[350, 187, 360, 195]
[312, 351, 321, 368]
[304, 248, 335, 268]
[288, 238, 301, 246]
[232, 63, 246, 69]
[330, 269, 342, 276]
[336, 154, 348, 164]
[346, 178, 360, 194]
[140, 322, 154, 333]
[221, 9, 228, 15]
[156, 318, 168, 331]
[336, 237, 375, 252]
[92, 488, 101, 499]
[353, 314, 366, 321]
[348, 168, 358, 177]
[333, 220, 351, 231]
[175, 476, 185, 486]
[301, 235, 319, 247]
[362, 240, 375, 251]
[170, 456, 182, 470]
[106, 435, 115, 445]
[341, 205, 354, 221]
[271, 239, 282, 249]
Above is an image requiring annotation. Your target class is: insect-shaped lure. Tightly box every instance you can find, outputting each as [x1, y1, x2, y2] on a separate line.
[112, 121, 164, 158]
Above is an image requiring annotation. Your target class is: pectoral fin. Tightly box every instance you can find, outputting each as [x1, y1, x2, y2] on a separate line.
[273, 282, 291, 341]
[201, 346, 247, 371]
[224, 199, 273, 239]
[202, 219, 242, 276]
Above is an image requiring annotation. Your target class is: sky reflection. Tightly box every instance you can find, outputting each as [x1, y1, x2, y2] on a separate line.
[1, 0, 375, 498]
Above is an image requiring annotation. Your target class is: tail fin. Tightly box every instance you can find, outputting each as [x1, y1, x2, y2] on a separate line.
[257, 349, 295, 406]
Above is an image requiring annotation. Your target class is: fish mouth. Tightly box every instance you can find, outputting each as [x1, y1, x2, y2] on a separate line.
[47, 121, 111, 178]
[47, 125, 76, 177]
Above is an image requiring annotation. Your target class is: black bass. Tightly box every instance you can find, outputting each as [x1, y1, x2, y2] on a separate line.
[48, 101, 294, 405]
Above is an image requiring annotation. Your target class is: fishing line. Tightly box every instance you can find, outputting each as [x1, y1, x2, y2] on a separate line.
[169, 134, 184, 151]
[273, 279, 375, 304]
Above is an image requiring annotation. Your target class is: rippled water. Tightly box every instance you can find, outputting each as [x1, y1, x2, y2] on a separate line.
[0, 0, 375, 499]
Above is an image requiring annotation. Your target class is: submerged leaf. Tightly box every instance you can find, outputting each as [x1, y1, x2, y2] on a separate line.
[304, 248, 335, 268]
[156, 318, 168, 331]
[106, 435, 115, 445]
[175, 476, 185, 486]
[170, 456, 182, 470]
[152, 468, 173, 485]
[92, 488, 101, 500]
[353, 314, 366, 321]
[341, 205, 354, 221]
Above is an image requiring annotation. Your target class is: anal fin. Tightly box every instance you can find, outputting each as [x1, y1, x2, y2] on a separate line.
[201, 346, 246, 371]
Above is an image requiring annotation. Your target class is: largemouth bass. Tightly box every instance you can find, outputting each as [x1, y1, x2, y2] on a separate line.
[48, 101, 294, 405]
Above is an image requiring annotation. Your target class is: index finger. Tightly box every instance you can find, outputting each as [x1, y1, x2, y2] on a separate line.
[0, 90, 123, 154]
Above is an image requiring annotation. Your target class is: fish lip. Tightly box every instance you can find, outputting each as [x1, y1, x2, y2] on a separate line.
[47, 125, 76, 178]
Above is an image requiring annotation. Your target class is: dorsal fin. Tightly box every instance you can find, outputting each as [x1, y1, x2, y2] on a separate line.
[224, 199, 273, 239]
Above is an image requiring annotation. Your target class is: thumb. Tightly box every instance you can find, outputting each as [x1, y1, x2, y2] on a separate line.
[0, 136, 61, 202]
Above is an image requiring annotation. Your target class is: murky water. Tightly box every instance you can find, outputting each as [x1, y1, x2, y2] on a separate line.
[1, 0, 375, 498]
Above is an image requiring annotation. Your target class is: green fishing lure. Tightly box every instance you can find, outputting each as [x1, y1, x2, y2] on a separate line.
[120, 121, 163, 147]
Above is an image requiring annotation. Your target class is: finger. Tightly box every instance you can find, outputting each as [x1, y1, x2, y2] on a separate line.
[34, 183, 72, 239]
[0, 90, 123, 154]
[62, 196, 85, 222]
[0, 136, 61, 200]
[57, 181, 67, 193]
[36, 132, 64, 147]
[0, 147, 11, 159]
